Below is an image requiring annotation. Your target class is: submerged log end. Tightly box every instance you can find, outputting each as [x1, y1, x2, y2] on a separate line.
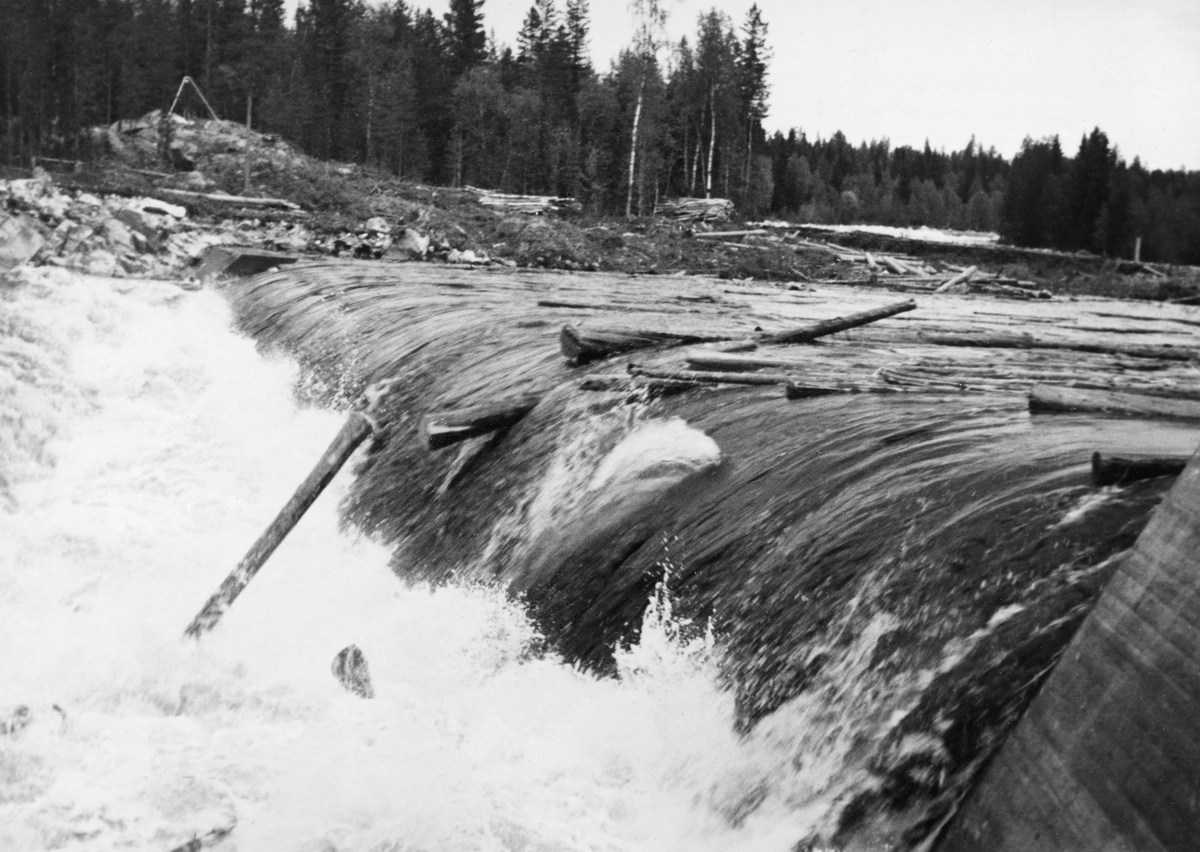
[1092, 451, 1190, 487]
[560, 324, 588, 365]
[784, 381, 851, 400]
[424, 394, 542, 450]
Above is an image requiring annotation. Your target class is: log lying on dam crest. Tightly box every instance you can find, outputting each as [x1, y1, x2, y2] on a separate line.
[560, 324, 724, 365]
[183, 412, 375, 639]
[1030, 384, 1200, 421]
[562, 300, 916, 364]
[937, 444, 1200, 852]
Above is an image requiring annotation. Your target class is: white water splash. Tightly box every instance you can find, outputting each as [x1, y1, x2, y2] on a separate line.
[0, 268, 819, 852]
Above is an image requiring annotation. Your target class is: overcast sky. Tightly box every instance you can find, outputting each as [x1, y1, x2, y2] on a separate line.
[290, 0, 1200, 169]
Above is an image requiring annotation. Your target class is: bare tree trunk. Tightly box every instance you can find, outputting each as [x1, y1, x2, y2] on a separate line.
[626, 76, 645, 217]
[691, 130, 702, 196]
[705, 84, 716, 199]
[243, 93, 252, 194]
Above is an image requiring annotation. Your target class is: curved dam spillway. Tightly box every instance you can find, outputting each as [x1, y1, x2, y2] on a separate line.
[219, 259, 1199, 847]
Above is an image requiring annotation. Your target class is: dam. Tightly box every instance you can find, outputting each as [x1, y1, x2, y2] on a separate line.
[2, 258, 1198, 849]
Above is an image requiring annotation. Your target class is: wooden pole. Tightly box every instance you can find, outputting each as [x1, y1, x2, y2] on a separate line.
[183, 412, 375, 640]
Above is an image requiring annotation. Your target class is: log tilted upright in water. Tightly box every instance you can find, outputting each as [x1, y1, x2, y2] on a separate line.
[423, 394, 542, 449]
[183, 411, 375, 639]
[1091, 452, 1190, 487]
[1029, 384, 1200, 421]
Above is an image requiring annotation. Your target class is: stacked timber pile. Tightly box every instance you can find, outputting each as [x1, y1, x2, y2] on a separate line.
[656, 197, 735, 223]
[467, 187, 579, 216]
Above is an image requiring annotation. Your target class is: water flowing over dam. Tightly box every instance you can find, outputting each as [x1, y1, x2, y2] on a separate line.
[3, 261, 1198, 849]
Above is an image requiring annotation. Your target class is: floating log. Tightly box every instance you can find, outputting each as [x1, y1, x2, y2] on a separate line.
[628, 365, 792, 386]
[1092, 452, 1190, 487]
[880, 256, 909, 275]
[183, 412, 375, 639]
[760, 299, 917, 345]
[685, 350, 807, 372]
[423, 394, 542, 449]
[708, 299, 918, 354]
[1029, 385, 1200, 421]
[921, 332, 1198, 362]
[784, 380, 897, 399]
[935, 265, 978, 292]
[578, 374, 701, 397]
[560, 324, 727, 365]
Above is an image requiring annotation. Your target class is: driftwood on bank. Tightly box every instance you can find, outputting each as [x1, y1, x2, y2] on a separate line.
[921, 332, 1198, 362]
[423, 394, 542, 449]
[157, 187, 302, 211]
[183, 412, 374, 639]
[935, 265, 978, 292]
[693, 229, 770, 241]
[560, 324, 728, 365]
[468, 186, 579, 215]
[1029, 384, 1200, 421]
[1091, 452, 1190, 487]
[655, 197, 734, 222]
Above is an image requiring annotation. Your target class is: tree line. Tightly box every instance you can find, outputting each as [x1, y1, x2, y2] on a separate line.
[2, 0, 1197, 263]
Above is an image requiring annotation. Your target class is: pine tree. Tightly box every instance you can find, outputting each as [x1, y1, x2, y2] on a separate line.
[445, 0, 486, 78]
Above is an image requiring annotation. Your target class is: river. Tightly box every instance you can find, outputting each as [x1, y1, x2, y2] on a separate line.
[2, 263, 1197, 850]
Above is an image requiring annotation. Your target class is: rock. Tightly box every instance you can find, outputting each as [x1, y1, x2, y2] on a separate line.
[168, 141, 196, 171]
[114, 207, 159, 245]
[83, 249, 119, 277]
[0, 214, 45, 272]
[331, 645, 374, 698]
[101, 217, 135, 250]
[364, 216, 390, 235]
[62, 224, 95, 254]
[392, 228, 430, 259]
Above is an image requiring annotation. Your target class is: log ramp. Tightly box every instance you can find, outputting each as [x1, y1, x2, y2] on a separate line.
[215, 258, 1200, 851]
[936, 447, 1200, 851]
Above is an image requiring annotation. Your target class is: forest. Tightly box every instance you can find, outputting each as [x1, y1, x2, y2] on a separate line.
[2, 0, 1198, 264]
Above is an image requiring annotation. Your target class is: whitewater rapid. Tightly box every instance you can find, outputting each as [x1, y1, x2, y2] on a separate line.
[0, 268, 823, 851]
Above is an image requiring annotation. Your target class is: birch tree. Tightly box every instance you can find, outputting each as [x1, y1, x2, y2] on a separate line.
[625, 0, 671, 217]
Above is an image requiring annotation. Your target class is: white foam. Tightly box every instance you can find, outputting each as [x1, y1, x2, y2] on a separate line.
[0, 268, 817, 852]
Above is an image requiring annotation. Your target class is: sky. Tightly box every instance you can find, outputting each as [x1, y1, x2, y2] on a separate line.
[289, 0, 1200, 170]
